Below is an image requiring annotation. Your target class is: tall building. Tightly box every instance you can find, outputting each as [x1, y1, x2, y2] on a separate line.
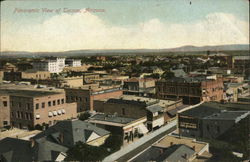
[156, 76, 224, 105]
[33, 58, 65, 73]
[65, 59, 82, 67]
[0, 85, 77, 129]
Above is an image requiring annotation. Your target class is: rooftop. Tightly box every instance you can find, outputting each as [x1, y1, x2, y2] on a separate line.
[203, 111, 250, 122]
[33, 120, 110, 148]
[101, 95, 177, 107]
[179, 102, 221, 118]
[0, 89, 61, 97]
[89, 114, 136, 125]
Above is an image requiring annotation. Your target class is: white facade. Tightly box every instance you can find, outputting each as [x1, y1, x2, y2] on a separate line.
[33, 58, 65, 73]
[65, 59, 81, 67]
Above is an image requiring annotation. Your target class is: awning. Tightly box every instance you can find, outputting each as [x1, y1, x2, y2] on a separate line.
[137, 124, 148, 134]
[36, 114, 40, 119]
[48, 112, 53, 117]
[57, 110, 62, 115]
[53, 111, 57, 116]
[61, 109, 66, 114]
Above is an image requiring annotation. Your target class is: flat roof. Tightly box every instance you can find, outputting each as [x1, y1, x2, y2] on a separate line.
[101, 95, 177, 107]
[0, 89, 61, 97]
[179, 102, 221, 118]
[89, 114, 136, 125]
[203, 111, 250, 121]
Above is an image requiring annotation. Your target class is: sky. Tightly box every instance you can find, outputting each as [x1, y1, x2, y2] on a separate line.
[0, 0, 249, 52]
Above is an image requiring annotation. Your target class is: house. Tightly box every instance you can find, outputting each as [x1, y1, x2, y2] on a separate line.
[130, 135, 210, 162]
[0, 137, 68, 162]
[32, 120, 110, 147]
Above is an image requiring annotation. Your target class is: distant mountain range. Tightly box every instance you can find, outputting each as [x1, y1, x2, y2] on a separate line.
[1, 44, 249, 57]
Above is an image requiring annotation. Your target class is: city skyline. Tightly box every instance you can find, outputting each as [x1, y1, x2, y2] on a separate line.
[1, 0, 249, 52]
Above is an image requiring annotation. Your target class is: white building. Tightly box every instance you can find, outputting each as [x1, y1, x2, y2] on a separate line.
[65, 59, 81, 67]
[33, 58, 65, 73]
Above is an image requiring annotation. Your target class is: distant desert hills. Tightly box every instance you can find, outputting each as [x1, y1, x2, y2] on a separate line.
[1, 44, 249, 57]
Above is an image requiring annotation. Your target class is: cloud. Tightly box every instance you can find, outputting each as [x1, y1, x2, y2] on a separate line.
[1, 11, 249, 52]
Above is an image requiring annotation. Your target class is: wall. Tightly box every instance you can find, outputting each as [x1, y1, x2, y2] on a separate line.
[0, 94, 10, 128]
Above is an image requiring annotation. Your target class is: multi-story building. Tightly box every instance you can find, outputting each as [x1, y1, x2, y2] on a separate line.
[65, 59, 81, 67]
[94, 95, 184, 124]
[232, 56, 250, 76]
[0, 87, 77, 129]
[123, 78, 155, 97]
[33, 58, 65, 73]
[88, 114, 148, 144]
[178, 102, 250, 139]
[156, 76, 224, 105]
[0, 94, 10, 128]
[65, 85, 123, 112]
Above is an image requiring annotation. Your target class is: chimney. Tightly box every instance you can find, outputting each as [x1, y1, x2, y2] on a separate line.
[159, 148, 164, 154]
[183, 153, 187, 159]
[30, 138, 35, 148]
[59, 133, 64, 143]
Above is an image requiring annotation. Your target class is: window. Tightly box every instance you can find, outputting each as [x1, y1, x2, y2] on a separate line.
[42, 102, 45, 108]
[25, 113, 29, 120]
[53, 100, 56, 106]
[61, 99, 64, 104]
[122, 108, 125, 115]
[3, 121, 8, 126]
[217, 126, 220, 133]
[3, 101, 7, 107]
[48, 101, 51, 107]
[57, 99, 60, 105]
[21, 112, 24, 119]
[79, 97, 82, 101]
[11, 112, 15, 117]
[29, 113, 33, 120]
[207, 125, 210, 131]
[26, 103, 31, 110]
[18, 102, 21, 108]
[17, 111, 20, 118]
[36, 103, 39, 109]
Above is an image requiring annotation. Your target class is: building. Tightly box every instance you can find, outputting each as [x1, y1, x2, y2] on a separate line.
[156, 76, 224, 105]
[0, 137, 68, 162]
[33, 58, 65, 73]
[1, 63, 18, 72]
[0, 94, 10, 128]
[130, 135, 210, 162]
[65, 86, 123, 112]
[0, 85, 77, 129]
[65, 59, 81, 67]
[94, 95, 184, 124]
[82, 73, 100, 84]
[123, 78, 155, 97]
[88, 113, 148, 144]
[178, 102, 250, 139]
[33, 120, 110, 147]
[232, 56, 250, 75]
[146, 105, 164, 131]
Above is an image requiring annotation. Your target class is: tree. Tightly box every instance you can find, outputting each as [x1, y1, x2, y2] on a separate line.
[161, 71, 175, 79]
[103, 135, 123, 152]
[78, 112, 91, 121]
[65, 142, 109, 161]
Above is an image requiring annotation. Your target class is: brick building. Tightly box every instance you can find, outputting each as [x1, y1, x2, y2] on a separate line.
[94, 95, 184, 124]
[123, 78, 155, 97]
[0, 94, 10, 128]
[0, 88, 77, 129]
[156, 76, 224, 105]
[65, 86, 123, 112]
